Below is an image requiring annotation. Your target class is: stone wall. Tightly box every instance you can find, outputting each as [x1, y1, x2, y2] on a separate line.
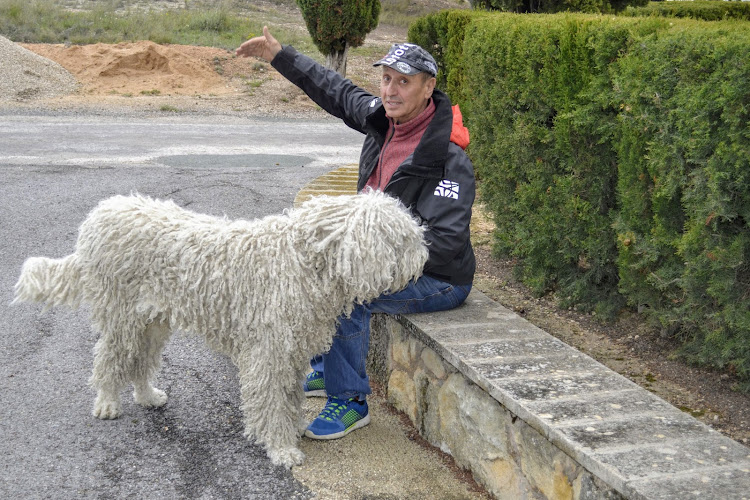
[366, 292, 750, 500]
[370, 314, 623, 500]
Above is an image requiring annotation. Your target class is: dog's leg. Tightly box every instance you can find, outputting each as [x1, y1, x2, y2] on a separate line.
[132, 315, 171, 409]
[236, 347, 306, 468]
[90, 329, 127, 419]
[90, 314, 151, 419]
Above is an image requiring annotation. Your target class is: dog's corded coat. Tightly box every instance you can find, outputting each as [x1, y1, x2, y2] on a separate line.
[13, 191, 428, 467]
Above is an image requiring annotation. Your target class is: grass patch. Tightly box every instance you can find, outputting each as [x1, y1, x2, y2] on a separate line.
[1, 0, 469, 50]
[0, 0, 315, 52]
[678, 405, 707, 419]
[244, 78, 265, 96]
[349, 44, 385, 58]
[212, 56, 226, 75]
[379, 0, 470, 28]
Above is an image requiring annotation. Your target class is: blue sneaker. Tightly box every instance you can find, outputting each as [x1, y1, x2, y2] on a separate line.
[303, 371, 326, 397]
[305, 396, 370, 440]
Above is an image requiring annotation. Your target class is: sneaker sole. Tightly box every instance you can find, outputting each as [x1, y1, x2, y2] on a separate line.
[304, 389, 326, 398]
[304, 413, 371, 440]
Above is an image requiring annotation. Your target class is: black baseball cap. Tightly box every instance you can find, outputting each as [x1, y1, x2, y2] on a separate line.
[373, 43, 438, 77]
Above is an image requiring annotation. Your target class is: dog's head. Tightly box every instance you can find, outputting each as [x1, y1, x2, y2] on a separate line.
[292, 191, 428, 308]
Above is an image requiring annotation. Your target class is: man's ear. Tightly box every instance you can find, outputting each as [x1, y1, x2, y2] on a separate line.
[424, 76, 436, 99]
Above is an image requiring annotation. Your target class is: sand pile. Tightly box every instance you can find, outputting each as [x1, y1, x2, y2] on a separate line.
[0, 35, 79, 101]
[22, 41, 237, 96]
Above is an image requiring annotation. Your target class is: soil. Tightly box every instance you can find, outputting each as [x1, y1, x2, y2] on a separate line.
[11, 2, 748, 450]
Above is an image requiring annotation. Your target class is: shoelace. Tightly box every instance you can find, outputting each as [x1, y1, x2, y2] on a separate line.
[319, 398, 350, 421]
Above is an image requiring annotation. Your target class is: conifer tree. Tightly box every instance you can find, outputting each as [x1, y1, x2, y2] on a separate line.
[296, 0, 381, 76]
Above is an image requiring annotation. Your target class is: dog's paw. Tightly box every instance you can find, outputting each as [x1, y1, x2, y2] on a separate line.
[297, 418, 310, 436]
[134, 387, 168, 408]
[93, 398, 122, 420]
[268, 447, 305, 469]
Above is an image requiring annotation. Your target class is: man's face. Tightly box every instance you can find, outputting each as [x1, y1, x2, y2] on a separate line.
[380, 66, 436, 124]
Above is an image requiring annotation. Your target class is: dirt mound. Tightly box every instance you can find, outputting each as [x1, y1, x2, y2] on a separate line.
[97, 43, 172, 77]
[0, 35, 79, 101]
[22, 41, 239, 96]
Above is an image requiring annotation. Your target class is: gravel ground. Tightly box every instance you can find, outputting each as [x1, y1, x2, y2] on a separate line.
[0, 35, 79, 101]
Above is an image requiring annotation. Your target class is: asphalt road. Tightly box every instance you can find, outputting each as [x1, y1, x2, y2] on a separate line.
[0, 113, 363, 499]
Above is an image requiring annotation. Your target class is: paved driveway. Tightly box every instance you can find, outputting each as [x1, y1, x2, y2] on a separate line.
[0, 113, 361, 499]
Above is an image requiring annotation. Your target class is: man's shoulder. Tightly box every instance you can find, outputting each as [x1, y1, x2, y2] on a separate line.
[445, 142, 475, 177]
[446, 141, 472, 161]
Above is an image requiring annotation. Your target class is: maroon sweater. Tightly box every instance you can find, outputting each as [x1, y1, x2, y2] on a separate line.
[364, 99, 437, 191]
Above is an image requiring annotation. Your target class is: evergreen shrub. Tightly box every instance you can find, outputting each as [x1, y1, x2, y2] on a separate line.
[462, 14, 667, 315]
[624, 1, 750, 22]
[613, 22, 750, 384]
[471, 0, 648, 14]
[409, 11, 750, 386]
[295, 0, 380, 72]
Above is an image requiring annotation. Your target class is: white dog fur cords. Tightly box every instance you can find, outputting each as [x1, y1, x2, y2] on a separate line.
[13, 190, 428, 468]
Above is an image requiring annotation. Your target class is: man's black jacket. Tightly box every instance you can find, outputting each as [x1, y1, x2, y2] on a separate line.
[272, 46, 475, 286]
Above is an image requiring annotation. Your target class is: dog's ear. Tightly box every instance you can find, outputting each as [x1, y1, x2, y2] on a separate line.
[292, 192, 427, 304]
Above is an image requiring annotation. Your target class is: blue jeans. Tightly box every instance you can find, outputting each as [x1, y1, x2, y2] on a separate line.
[311, 275, 472, 400]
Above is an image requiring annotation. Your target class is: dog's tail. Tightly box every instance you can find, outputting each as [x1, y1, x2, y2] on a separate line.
[12, 254, 83, 309]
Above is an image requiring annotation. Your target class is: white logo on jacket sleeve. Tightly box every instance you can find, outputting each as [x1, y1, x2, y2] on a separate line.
[434, 180, 459, 200]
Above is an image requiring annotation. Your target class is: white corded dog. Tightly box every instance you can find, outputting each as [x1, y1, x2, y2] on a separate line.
[13, 190, 428, 468]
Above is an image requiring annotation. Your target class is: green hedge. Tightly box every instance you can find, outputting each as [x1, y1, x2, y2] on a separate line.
[613, 22, 750, 381]
[410, 12, 750, 387]
[625, 1, 750, 22]
[463, 14, 672, 316]
[471, 0, 649, 14]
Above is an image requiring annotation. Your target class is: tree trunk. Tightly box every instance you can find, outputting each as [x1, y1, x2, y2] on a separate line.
[325, 43, 349, 77]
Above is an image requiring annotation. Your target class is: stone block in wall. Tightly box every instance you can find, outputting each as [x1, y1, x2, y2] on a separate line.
[437, 374, 511, 463]
[388, 368, 417, 423]
[391, 332, 419, 369]
[367, 313, 390, 384]
[421, 346, 447, 379]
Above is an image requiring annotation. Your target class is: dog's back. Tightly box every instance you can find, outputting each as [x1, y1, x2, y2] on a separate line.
[12, 194, 230, 310]
[13, 195, 284, 322]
